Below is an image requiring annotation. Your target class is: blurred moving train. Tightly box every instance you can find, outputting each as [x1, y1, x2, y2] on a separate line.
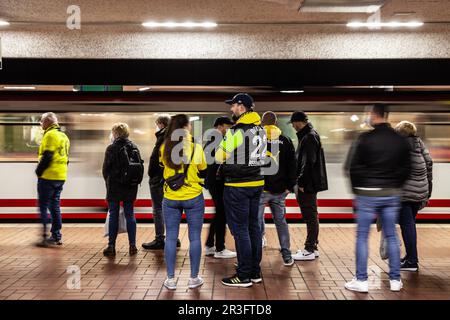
[1, 99, 449, 221]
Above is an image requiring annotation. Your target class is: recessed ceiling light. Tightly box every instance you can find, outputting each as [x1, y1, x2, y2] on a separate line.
[0, 20, 10, 27]
[3, 86, 36, 90]
[142, 21, 217, 28]
[347, 21, 424, 29]
[280, 90, 304, 94]
[138, 87, 151, 91]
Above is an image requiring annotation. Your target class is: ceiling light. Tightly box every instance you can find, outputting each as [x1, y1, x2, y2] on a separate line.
[0, 20, 10, 27]
[142, 21, 217, 28]
[189, 116, 200, 122]
[3, 86, 36, 90]
[138, 87, 151, 91]
[347, 21, 424, 29]
[280, 90, 304, 94]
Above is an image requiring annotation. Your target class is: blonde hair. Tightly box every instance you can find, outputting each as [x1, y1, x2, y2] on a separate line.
[111, 122, 130, 139]
[395, 120, 417, 137]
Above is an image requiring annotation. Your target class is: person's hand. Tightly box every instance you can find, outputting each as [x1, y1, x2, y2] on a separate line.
[299, 187, 304, 193]
[284, 189, 290, 195]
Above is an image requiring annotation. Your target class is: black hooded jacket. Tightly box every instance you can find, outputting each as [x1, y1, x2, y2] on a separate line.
[296, 123, 328, 193]
[148, 128, 166, 186]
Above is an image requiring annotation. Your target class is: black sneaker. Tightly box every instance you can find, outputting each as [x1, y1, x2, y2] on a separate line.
[103, 245, 116, 257]
[142, 239, 165, 250]
[251, 273, 262, 283]
[222, 274, 252, 287]
[401, 256, 408, 264]
[401, 260, 419, 272]
[129, 245, 138, 256]
[47, 236, 63, 245]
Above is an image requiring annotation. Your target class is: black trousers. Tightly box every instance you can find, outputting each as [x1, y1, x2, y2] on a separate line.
[206, 184, 227, 252]
[296, 191, 319, 252]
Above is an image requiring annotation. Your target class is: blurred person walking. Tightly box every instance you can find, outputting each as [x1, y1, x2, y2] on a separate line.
[160, 114, 207, 290]
[35, 112, 70, 247]
[102, 123, 144, 257]
[345, 104, 411, 293]
[258, 111, 297, 266]
[289, 111, 328, 261]
[395, 120, 433, 272]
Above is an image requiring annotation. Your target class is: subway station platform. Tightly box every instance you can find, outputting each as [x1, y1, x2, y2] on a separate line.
[0, 224, 449, 301]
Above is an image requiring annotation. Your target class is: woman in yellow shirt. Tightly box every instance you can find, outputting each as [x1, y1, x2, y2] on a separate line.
[159, 114, 207, 290]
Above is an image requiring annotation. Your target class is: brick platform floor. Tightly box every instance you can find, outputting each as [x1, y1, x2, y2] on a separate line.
[0, 223, 449, 300]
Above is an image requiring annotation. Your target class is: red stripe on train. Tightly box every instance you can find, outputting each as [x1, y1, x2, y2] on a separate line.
[1, 199, 449, 207]
[0, 213, 450, 220]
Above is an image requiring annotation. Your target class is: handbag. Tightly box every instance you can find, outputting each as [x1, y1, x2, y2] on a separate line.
[165, 143, 195, 191]
[104, 206, 128, 237]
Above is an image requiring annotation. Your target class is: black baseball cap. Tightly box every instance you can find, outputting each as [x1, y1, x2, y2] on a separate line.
[225, 93, 255, 109]
[288, 111, 308, 123]
[213, 116, 234, 127]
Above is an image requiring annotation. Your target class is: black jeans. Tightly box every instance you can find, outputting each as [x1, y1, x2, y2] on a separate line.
[399, 201, 421, 264]
[150, 182, 165, 241]
[296, 191, 319, 252]
[224, 186, 263, 279]
[206, 184, 226, 252]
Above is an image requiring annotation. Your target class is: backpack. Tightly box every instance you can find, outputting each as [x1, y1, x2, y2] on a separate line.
[118, 143, 144, 186]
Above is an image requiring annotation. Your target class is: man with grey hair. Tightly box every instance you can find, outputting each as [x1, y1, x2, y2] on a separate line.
[36, 112, 70, 247]
[142, 114, 181, 250]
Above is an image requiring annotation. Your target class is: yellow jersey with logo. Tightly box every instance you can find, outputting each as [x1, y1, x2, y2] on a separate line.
[159, 134, 207, 201]
[38, 124, 70, 181]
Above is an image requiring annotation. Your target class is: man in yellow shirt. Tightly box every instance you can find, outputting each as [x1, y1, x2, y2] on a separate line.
[35, 112, 70, 247]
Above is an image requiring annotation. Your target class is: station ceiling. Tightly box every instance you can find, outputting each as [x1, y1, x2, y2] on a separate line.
[1, 0, 449, 26]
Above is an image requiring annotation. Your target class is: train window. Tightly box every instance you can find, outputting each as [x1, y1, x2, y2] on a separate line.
[0, 111, 449, 165]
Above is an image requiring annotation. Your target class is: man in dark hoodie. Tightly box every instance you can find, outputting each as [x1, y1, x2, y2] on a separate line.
[258, 111, 297, 266]
[290, 111, 328, 261]
[142, 114, 180, 250]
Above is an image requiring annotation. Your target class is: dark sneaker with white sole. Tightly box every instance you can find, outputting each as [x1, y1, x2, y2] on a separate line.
[251, 273, 262, 283]
[222, 274, 252, 287]
[47, 236, 62, 245]
[400, 261, 419, 272]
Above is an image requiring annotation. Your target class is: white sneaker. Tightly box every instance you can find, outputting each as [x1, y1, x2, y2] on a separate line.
[188, 276, 204, 289]
[164, 277, 177, 290]
[292, 250, 315, 261]
[214, 249, 237, 259]
[204, 246, 216, 256]
[262, 236, 267, 248]
[344, 278, 369, 293]
[314, 250, 319, 258]
[390, 279, 403, 292]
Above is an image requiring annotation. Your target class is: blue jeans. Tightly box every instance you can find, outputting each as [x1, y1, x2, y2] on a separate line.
[224, 186, 263, 279]
[355, 195, 401, 281]
[37, 178, 64, 240]
[258, 191, 291, 253]
[108, 200, 136, 246]
[163, 194, 204, 278]
[399, 201, 421, 264]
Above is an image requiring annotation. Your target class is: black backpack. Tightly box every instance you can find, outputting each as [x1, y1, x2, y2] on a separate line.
[118, 143, 144, 186]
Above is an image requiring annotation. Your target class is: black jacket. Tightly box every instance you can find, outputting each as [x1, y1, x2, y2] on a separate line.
[148, 128, 166, 186]
[219, 111, 266, 185]
[347, 123, 411, 192]
[102, 137, 140, 202]
[296, 123, 328, 193]
[262, 125, 297, 194]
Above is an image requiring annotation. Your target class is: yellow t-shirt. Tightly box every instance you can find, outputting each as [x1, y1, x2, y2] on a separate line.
[38, 124, 70, 181]
[159, 138, 207, 201]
